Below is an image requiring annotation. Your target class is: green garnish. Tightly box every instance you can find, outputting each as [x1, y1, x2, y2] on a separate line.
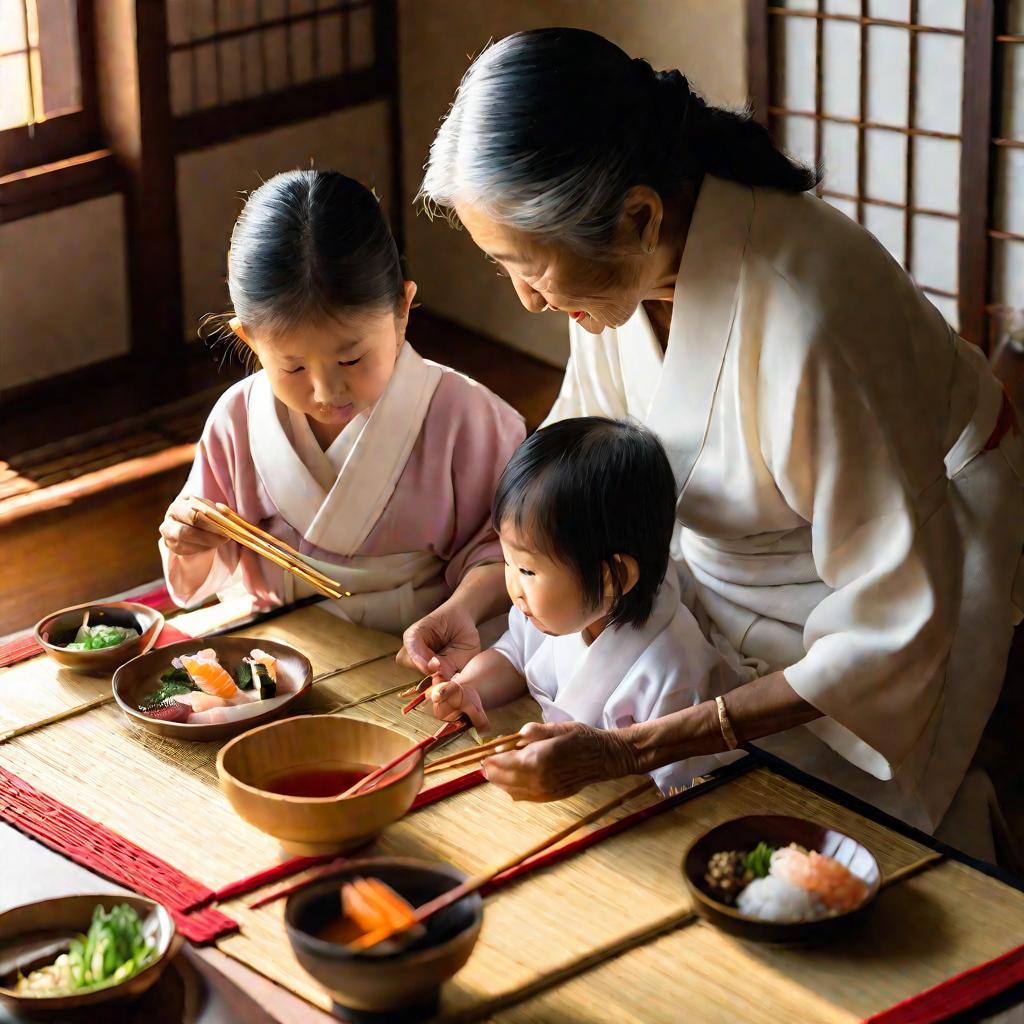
[15, 903, 156, 997]
[64, 625, 139, 651]
[745, 842, 774, 879]
[235, 661, 254, 690]
[138, 668, 197, 711]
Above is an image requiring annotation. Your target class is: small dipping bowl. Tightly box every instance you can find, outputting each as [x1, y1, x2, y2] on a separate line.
[217, 715, 424, 856]
[682, 814, 881, 943]
[0, 894, 180, 1015]
[285, 858, 482, 1022]
[33, 602, 164, 677]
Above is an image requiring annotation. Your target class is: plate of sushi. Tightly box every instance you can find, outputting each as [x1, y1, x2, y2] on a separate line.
[112, 637, 313, 742]
[681, 815, 881, 942]
[34, 601, 165, 676]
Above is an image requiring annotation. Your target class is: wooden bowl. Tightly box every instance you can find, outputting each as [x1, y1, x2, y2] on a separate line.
[112, 636, 312, 743]
[33, 602, 164, 677]
[682, 815, 881, 943]
[217, 716, 424, 856]
[285, 858, 482, 1020]
[0, 894, 180, 1015]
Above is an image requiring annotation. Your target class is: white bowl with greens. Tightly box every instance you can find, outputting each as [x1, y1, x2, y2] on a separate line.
[0, 895, 179, 1013]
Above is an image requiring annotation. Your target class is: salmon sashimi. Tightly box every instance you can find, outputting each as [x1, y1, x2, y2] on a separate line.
[172, 691, 230, 712]
[180, 655, 241, 700]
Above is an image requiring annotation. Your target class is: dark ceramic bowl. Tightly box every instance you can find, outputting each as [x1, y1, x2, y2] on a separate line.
[0, 894, 180, 1015]
[33, 602, 164, 677]
[285, 858, 482, 1022]
[682, 815, 881, 943]
[112, 636, 312, 742]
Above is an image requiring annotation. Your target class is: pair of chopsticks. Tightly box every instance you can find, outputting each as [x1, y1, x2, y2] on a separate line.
[193, 498, 349, 600]
[0, 694, 114, 745]
[339, 718, 469, 799]
[350, 778, 654, 951]
[423, 733, 522, 776]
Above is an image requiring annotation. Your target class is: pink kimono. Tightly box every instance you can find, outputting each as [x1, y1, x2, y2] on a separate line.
[161, 343, 525, 635]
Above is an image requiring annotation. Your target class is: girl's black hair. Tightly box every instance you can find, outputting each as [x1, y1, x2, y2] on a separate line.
[493, 417, 677, 630]
[227, 169, 403, 333]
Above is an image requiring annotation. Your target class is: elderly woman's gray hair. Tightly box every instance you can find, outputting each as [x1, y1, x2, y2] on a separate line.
[419, 28, 818, 256]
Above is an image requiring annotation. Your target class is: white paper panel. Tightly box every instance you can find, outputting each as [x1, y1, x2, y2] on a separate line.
[166, 1, 191, 45]
[776, 14, 817, 111]
[822, 120, 859, 194]
[925, 293, 959, 329]
[349, 4, 375, 72]
[866, 26, 910, 126]
[217, 38, 245, 104]
[780, 0, 819, 11]
[169, 50, 193, 115]
[916, 0, 964, 30]
[864, 203, 906, 265]
[1010, 0, 1024, 34]
[994, 149, 1024, 235]
[781, 116, 818, 169]
[192, 42, 219, 109]
[912, 136, 960, 214]
[187, 0, 216, 38]
[289, 19, 317, 83]
[993, 240, 1024, 309]
[317, 12, 346, 77]
[824, 0, 860, 15]
[911, 214, 958, 293]
[241, 32, 266, 96]
[1002, 46, 1024, 142]
[865, 128, 907, 204]
[823, 18, 861, 119]
[867, 0, 910, 18]
[262, 25, 290, 93]
[260, 0, 287, 19]
[913, 33, 963, 135]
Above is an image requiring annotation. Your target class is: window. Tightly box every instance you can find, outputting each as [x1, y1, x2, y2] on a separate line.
[0, 0, 99, 176]
[747, 0, 1020, 351]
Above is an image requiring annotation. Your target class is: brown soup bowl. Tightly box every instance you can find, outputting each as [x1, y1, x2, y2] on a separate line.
[285, 858, 482, 1021]
[217, 715, 424, 856]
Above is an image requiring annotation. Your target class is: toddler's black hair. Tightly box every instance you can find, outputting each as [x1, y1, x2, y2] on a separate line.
[492, 417, 677, 629]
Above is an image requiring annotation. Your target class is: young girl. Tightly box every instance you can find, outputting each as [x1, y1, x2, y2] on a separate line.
[159, 170, 525, 636]
[431, 417, 744, 792]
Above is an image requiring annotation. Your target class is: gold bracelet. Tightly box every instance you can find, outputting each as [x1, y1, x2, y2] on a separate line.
[715, 695, 738, 751]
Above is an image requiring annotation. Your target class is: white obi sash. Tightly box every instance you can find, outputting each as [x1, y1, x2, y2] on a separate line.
[247, 343, 446, 636]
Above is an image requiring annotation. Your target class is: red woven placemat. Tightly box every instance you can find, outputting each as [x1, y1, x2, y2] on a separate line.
[865, 943, 1024, 1024]
[0, 765, 236, 944]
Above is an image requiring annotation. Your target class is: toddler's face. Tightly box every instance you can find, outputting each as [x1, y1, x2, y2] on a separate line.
[499, 521, 611, 639]
[245, 284, 415, 430]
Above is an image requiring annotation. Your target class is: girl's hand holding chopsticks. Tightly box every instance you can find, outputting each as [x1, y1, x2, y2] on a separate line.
[429, 677, 490, 731]
[160, 495, 232, 556]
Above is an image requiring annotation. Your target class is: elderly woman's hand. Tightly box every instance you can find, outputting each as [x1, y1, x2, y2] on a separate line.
[481, 721, 640, 802]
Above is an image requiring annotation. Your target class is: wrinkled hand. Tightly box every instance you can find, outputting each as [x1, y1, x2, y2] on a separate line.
[397, 603, 481, 679]
[430, 678, 489, 731]
[159, 496, 230, 557]
[482, 721, 639, 802]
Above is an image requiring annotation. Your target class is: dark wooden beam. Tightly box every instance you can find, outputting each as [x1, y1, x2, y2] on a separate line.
[375, 0, 404, 250]
[0, 150, 120, 224]
[958, 0, 996, 350]
[746, 0, 771, 125]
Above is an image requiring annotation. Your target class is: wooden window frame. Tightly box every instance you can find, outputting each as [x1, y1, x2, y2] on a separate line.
[746, 0, 1003, 353]
[0, 1, 102, 177]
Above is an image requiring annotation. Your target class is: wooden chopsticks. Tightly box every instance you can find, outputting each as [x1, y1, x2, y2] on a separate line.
[339, 719, 469, 799]
[423, 733, 522, 776]
[350, 778, 655, 951]
[194, 498, 349, 600]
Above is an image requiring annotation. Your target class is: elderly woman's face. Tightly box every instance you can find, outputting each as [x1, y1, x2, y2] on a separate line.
[455, 203, 653, 335]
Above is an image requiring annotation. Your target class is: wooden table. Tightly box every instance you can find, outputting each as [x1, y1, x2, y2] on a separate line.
[2, 601, 1023, 1023]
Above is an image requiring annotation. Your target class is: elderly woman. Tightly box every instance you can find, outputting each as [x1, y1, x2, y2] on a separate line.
[400, 28, 1023, 856]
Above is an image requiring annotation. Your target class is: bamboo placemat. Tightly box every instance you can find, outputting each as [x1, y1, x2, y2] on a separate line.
[4, 605, 1024, 1021]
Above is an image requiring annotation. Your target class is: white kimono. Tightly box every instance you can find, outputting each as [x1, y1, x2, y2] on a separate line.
[492, 575, 745, 793]
[545, 175, 1024, 833]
